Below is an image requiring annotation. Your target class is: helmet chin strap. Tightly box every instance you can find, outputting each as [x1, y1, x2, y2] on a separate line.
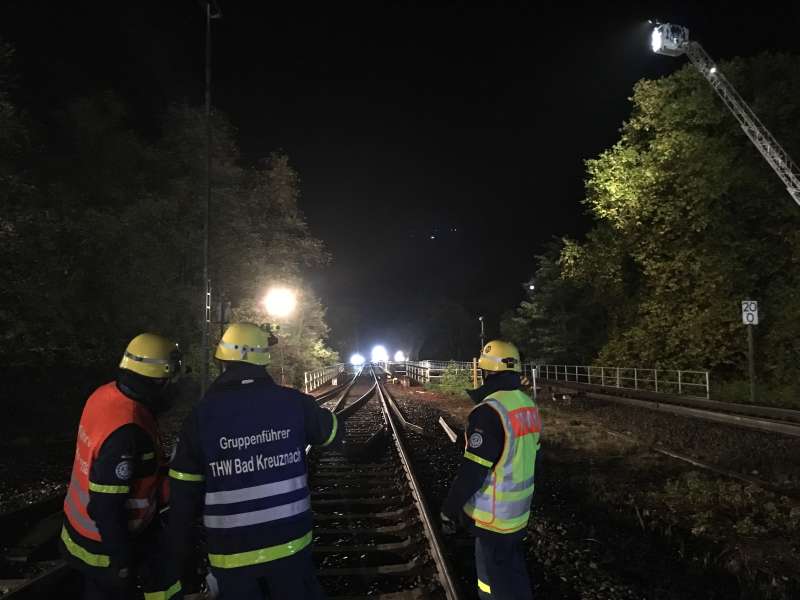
[117, 369, 173, 413]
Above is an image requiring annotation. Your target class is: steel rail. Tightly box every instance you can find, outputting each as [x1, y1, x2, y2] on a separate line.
[3, 562, 72, 599]
[335, 382, 377, 419]
[313, 367, 362, 405]
[540, 378, 800, 424]
[438, 416, 459, 443]
[330, 368, 368, 413]
[548, 384, 800, 438]
[372, 369, 463, 600]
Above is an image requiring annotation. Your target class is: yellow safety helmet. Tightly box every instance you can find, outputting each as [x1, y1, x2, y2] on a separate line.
[119, 333, 182, 379]
[478, 340, 521, 373]
[215, 323, 271, 366]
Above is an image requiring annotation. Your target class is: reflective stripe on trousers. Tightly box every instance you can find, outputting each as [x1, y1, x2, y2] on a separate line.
[143, 580, 182, 600]
[203, 495, 311, 529]
[125, 498, 151, 509]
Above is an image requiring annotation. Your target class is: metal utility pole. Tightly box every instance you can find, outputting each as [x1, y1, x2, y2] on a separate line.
[747, 324, 756, 403]
[478, 316, 485, 352]
[741, 300, 759, 402]
[201, 1, 221, 395]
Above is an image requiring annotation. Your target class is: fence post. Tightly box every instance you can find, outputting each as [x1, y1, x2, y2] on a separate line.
[678, 370, 682, 395]
[634, 368, 638, 391]
[601, 367, 605, 387]
[705, 371, 709, 399]
[472, 358, 478, 389]
[616, 367, 620, 388]
[532, 364, 537, 402]
[654, 369, 659, 393]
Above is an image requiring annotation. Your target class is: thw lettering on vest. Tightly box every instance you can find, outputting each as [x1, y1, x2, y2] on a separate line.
[508, 407, 542, 437]
[209, 426, 302, 478]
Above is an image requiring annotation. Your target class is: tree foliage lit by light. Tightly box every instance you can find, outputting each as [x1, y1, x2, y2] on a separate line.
[371, 345, 389, 362]
[503, 54, 800, 388]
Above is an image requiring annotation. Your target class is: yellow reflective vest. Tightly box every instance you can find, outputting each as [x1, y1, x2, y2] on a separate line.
[463, 389, 541, 533]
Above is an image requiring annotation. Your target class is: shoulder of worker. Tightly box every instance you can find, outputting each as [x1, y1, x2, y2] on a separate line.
[468, 401, 503, 425]
[91, 424, 154, 485]
[467, 403, 504, 442]
[99, 422, 156, 457]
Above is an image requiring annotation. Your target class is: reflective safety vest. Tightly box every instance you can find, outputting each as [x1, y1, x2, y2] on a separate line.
[172, 378, 322, 571]
[63, 382, 162, 559]
[463, 389, 541, 534]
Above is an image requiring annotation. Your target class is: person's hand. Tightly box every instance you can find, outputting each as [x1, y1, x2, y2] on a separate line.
[110, 564, 136, 593]
[440, 512, 458, 535]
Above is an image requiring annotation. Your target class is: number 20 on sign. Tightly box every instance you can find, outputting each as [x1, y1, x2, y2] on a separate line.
[741, 300, 759, 325]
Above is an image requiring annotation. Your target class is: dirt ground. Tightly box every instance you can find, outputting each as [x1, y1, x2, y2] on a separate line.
[388, 383, 800, 600]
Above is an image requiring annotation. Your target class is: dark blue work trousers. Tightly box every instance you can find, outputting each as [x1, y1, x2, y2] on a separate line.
[475, 531, 533, 599]
[211, 548, 326, 600]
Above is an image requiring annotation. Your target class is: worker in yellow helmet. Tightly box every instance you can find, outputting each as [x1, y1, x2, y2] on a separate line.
[168, 323, 343, 599]
[441, 340, 540, 599]
[61, 333, 183, 599]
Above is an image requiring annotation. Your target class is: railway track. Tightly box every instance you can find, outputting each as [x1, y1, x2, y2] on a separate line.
[542, 378, 800, 437]
[1, 366, 461, 599]
[313, 368, 360, 405]
[311, 367, 461, 599]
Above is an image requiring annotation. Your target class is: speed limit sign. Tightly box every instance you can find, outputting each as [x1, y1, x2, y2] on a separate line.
[741, 300, 759, 325]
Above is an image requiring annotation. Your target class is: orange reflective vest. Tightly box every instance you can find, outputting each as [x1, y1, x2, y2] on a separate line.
[63, 382, 163, 543]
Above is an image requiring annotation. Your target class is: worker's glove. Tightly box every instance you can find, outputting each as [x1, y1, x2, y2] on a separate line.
[440, 512, 459, 536]
[204, 571, 220, 600]
[110, 564, 137, 593]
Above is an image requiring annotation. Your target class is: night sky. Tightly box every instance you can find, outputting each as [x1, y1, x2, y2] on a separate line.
[4, 1, 800, 358]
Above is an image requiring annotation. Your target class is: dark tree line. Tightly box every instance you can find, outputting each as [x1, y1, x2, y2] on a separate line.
[0, 41, 337, 386]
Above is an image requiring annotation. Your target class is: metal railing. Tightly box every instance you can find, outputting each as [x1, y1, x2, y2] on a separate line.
[536, 364, 709, 399]
[404, 360, 537, 389]
[303, 363, 345, 393]
[405, 360, 476, 384]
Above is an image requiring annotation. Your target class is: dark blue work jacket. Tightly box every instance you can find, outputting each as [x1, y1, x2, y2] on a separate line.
[168, 365, 341, 576]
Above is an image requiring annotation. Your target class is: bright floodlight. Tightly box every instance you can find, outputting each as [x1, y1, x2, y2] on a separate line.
[650, 27, 663, 53]
[528, 284, 535, 290]
[371, 345, 389, 362]
[651, 23, 688, 57]
[350, 353, 365, 366]
[394, 351, 406, 362]
[263, 287, 297, 318]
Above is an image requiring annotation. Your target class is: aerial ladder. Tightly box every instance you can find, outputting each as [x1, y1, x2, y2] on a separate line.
[651, 23, 800, 206]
